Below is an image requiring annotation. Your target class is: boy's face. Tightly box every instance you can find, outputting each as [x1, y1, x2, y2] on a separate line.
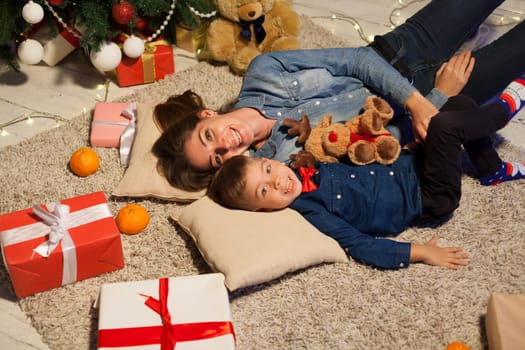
[243, 158, 303, 211]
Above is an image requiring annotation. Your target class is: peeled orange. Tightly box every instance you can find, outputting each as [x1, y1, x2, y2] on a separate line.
[69, 147, 100, 177]
[116, 204, 150, 235]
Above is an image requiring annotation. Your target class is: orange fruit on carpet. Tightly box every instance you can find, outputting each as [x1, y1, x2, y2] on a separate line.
[116, 204, 150, 235]
[445, 341, 471, 350]
[69, 147, 100, 177]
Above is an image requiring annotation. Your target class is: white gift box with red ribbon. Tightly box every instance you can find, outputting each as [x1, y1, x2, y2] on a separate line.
[97, 273, 236, 350]
[28, 21, 82, 66]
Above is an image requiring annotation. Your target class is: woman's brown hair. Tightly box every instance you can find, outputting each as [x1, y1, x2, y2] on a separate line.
[152, 90, 215, 192]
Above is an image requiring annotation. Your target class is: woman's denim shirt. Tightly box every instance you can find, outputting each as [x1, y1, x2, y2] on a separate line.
[290, 152, 422, 270]
[235, 47, 447, 164]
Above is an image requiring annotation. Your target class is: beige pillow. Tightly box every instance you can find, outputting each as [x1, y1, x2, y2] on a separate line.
[172, 196, 348, 291]
[112, 103, 205, 201]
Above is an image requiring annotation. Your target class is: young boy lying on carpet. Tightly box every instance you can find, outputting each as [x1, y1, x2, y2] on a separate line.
[207, 79, 525, 270]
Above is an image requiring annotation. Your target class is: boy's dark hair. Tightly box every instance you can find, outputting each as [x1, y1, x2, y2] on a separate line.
[207, 155, 254, 210]
[151, 90, 215, 192]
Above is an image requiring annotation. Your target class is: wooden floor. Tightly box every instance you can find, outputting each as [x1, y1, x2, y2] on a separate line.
[0, 1, 524, 349]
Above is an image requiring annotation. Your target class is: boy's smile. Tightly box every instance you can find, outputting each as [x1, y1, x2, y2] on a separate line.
[243, 158, 303, 211]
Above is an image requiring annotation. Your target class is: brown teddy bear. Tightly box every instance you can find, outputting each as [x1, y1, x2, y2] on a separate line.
[205, 0, 301, 75]
[285, 96, 401, 167]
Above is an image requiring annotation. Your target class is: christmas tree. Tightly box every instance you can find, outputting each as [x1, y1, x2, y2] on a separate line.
[0, 0, 216, 70]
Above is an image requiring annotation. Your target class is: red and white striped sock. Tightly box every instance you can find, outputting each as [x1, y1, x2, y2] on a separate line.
[498, 76, 525, 120]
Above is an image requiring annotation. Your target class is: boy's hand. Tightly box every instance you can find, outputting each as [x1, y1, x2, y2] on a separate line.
[411, 234, 469, 269]
[434, 50, 475, 97]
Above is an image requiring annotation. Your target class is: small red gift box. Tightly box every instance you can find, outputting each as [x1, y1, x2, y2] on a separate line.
[90, 102, 133, 148]
[0, 192, 124, 298]
[115, 40, 175, 87]
[97, 274, 236, 349]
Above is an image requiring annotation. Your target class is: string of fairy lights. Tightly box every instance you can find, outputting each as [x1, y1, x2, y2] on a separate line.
[1, 0, 524, 140]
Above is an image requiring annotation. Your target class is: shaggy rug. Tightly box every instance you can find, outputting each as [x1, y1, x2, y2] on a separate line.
[1, 16, 524, 350]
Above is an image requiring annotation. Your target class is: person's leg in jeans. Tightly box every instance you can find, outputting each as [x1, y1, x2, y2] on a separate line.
[372, 0, 524, 103]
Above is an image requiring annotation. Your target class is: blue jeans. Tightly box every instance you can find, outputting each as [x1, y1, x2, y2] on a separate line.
[372, 0, 525, 104]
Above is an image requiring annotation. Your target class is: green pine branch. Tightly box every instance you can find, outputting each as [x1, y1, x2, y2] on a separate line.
[1, 0, 217, 70]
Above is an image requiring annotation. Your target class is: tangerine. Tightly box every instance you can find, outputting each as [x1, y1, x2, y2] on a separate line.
[116, 204, 150, 235]
[445, 341, 471, 350]
[69, 147, 100, 177]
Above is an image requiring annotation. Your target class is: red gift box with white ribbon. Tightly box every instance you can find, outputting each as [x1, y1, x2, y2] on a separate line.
[0, 191, 124, 298]
[97, 274, 236, 350]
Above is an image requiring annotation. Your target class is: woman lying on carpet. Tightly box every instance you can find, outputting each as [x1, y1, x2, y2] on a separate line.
[152, 0, 525, 192]
[206, 82, 525, 270]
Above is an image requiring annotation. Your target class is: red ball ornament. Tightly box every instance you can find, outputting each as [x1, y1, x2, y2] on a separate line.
[112, 1, 135, 25]
[48, 0, 64, 5]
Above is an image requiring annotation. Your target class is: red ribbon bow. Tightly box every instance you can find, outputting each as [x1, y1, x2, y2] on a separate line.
[299, 167, 318, 192]
[349, 132, 392, 145]
[97, 278, 236, 349]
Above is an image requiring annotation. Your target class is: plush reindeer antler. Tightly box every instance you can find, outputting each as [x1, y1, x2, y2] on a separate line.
[282, 115, 311, 143]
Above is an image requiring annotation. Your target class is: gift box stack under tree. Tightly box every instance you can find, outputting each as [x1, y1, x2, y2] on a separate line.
[0, 192, 124, 298]
[97, 273, 236, 349]
[115, 39, 175, 87]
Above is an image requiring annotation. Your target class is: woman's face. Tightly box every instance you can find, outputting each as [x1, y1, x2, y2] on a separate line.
[184, 112, 256, 170]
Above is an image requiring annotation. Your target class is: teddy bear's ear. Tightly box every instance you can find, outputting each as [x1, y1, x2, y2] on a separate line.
[318, 114, 333, 128]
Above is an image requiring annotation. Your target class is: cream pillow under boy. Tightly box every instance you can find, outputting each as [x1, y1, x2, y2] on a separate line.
[172, 196, 348, 291]
[112, 103, 205, 201]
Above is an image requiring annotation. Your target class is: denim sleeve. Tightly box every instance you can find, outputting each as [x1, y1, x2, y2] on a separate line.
[425, 88, 449, 109]
[297, 201, 411, 269]
[242, 47, 418, 107]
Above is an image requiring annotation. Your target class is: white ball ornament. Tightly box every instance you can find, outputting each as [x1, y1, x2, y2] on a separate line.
[123, 36, 145, 58]
[17, 39, 44, 65]
[90, 41, 122, 72]
[22, 1, 44, 24]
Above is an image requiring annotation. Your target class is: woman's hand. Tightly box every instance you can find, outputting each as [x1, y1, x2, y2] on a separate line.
[410, 234, 469, 270]
[405, 91, 439, 143]
[434, 50, 475, 97]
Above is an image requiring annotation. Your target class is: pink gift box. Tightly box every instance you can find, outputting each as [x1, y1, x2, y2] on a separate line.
[90, 102, 132, 148]
[97, 274, 236, 349]
[0, 192, 125, 298]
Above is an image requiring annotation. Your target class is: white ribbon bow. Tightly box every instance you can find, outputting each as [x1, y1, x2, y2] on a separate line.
[119, 102, 137, 167]
[32, 203, 78, 286]
[0, 201, 113, 287]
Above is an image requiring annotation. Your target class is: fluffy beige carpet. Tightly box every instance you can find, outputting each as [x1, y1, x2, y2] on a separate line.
[1, 16, 525, 350]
